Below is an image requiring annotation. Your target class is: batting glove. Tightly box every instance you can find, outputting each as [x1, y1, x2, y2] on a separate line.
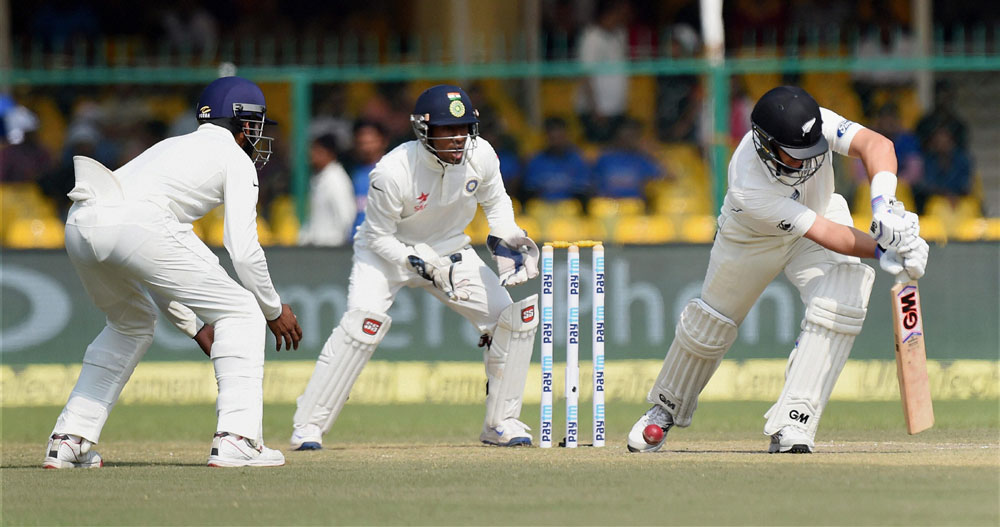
[877, 245, 905, 276]
[898, 235, 929, 280]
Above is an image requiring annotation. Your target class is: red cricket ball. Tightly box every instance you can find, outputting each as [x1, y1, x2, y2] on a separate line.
[642, 424, 664, 445]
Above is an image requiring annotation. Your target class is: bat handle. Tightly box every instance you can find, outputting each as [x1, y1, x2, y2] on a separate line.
[894, 272, 911, 284]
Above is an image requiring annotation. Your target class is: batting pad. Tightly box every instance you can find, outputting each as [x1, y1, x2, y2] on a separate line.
[648, 298, 738, 427]
[765, 262, 875, 438]
[293, 309, 391, 434]
[484, 295, 539, 428]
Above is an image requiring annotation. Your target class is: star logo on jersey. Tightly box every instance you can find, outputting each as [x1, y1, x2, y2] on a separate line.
[414, 192, 429, 212]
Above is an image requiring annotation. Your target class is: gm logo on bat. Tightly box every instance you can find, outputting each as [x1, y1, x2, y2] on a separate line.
[896, 286, 922, 342]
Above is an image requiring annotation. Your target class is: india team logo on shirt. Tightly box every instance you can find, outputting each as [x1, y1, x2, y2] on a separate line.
[464, 179, 479, 193]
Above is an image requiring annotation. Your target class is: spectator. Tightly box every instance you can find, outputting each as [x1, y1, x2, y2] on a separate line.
[542, 0, 583, 60]
[729, 76, 753, 145]
[591, 118, 661, 200]
[575, 0, 631, 143]
[160, 0, 218, 55]
[915, 79, 968, 151]
[851, 16, 917, 119]
[656, 23, 702, 143]
[521, 117, 590, 205]
[477, 109, 522, 198]
[308, 84, 353, 155]
[347, 119, 389, 235]
[845, 102, 923, 207]
[912, 124, 974, 215]
[873, 102, 922, 185]
[0, 102, 52, 184]
[360, 81, 415, 149]
[298, 134, 357, 247]
[42, 120, 115, 217]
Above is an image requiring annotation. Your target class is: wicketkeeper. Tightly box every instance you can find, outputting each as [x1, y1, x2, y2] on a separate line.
[628, 86, 929, 454]
[290, 84, 540, 449]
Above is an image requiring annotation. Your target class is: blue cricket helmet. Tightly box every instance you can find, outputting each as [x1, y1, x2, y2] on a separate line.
[196, 76, 275, 169]
[410, 84, 480, 164]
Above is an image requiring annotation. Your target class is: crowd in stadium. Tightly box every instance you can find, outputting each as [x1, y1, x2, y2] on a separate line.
[3, 0, 993, 247]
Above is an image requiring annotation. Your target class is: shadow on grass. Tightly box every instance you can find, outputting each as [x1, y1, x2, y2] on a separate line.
[3, 460, 207, 469]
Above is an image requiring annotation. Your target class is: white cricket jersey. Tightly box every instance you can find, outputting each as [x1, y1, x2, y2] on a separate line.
[355, 138, 520, 267]
[298, 160, 357, 246]
[113, 123, 282, 319]
[722, 107, 863, 237]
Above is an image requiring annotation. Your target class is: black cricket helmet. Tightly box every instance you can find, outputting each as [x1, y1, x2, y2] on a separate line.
[197, 76, 274, 170]
[410, 84, 479, 164]
[751, 86, 828, 186]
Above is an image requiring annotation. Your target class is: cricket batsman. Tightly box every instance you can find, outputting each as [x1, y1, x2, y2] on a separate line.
[290, 85, 540, 449]
[44, 76, 302, 469]
[628, 86, 929, 454]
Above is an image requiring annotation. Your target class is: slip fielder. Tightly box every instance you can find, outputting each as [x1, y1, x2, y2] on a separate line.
[44, 76, 302, 469]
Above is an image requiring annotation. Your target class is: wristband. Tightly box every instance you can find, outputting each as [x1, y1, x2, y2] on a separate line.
[870, 171, 898, 215]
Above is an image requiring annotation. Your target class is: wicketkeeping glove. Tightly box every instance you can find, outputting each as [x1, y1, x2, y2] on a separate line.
[407, 243, 471, 301]
[487, 232, 539, 287]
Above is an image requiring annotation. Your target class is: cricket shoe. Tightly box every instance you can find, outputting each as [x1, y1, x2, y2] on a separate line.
[626, 404, 674, 453]
[43, 434, 103, 469]
[207, 432, 285, 467]
[480, 418, 532, 446]
[290, 424, 323, 451]
[768, 425, 814, 454]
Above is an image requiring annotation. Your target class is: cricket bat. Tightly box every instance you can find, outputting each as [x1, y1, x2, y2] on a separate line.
[890, 273, 934, 434]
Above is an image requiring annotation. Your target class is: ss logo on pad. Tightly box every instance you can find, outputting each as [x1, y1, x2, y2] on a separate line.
[362, 319, 382, 335]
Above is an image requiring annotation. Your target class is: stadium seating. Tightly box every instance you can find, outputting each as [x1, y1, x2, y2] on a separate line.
[678, 214, 718, 243]
[543, 215, 607, 242]
[524, 199, 583, 223]
[612, 215, 675, 244]
[3, 216, 65, 248]
[269, 195, 301, 246]
[588, 197, 645, 218]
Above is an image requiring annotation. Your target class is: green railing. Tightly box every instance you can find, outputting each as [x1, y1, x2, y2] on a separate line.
[8, 30, 999, 221]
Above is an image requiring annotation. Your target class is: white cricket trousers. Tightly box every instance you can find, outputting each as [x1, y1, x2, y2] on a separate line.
[702, 194, 861, 323]
[54, 201, 267, 443]
[348, 247, 512, 332]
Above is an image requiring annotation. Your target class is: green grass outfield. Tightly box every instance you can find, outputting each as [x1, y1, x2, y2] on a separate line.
[3, 401, 998, 526]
